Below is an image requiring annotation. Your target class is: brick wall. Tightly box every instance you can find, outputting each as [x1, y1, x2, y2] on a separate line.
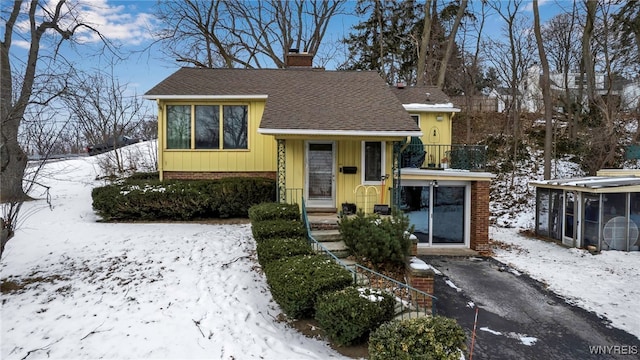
[406, 266, 434, 312]
[471, 181, 491, 255]
[164, 171, 277, 180]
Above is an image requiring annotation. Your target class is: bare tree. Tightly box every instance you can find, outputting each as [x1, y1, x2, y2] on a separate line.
[64, 68, 149, 174]
[542, 8, 581, 139]
[578, 0, 633, 174]
[457, 0, 488, 143]
[22, 108, 71, 157]
[533, 0, 553, 180]
[156, 0, 346, 69]
[436, 0, 467, 89]
[1, 0, 111, 257]
[484, 0, 535, 185]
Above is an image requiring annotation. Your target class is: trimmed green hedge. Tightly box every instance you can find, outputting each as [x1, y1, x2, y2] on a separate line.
[264, 255, 353, 319]
[248, 202, 300, 222]
[255, 236, 313, 267]
[92, 177, 275, 221]
[251, 219, 306, 242]
[368, 316, 466, 360]
[315, 287, 396, 346]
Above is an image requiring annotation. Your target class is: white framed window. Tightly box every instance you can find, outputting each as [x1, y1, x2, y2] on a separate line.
[362, 141, 386, 185]
[165, 104, 248, 150]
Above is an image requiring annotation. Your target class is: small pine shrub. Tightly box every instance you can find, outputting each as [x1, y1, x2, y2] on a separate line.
[248, 202, 300, 222]
[255, 237, 313, 267]
[264, 255, 353, 319]
[315, 287, 396, 346]
[338, 210, 413, 267]
[368, 316, 466, 360]
[251, 219, 306, 242]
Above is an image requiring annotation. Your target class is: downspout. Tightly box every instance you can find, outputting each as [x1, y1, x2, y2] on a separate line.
[157, 100, 164, 181]
[393, 140, 408, 210]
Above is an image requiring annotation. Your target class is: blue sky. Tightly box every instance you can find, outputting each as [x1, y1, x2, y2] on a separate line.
[6, 0, 564, 99]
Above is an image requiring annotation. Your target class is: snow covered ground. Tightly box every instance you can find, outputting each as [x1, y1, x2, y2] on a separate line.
[1, 142, 638, 360]
[1, 144, 350, 359]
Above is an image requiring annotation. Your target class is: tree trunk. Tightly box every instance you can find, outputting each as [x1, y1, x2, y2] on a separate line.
[416, 0, 432, 85]
[0, 115, 30, 203]
[582, 0, 597, 101]
[436, 0, 467, 89]
[533, 0, 553, 180]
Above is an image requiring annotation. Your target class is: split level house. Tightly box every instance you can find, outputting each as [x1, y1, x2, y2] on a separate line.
[144, 52, 494, 253]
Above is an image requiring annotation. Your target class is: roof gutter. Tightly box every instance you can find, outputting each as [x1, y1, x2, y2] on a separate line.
[142, 94, 269, 100]
[258, 128, 423, 137]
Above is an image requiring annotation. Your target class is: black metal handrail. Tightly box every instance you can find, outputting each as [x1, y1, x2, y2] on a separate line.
[300, 197, 437, 317]
[399, 144, 488, 171]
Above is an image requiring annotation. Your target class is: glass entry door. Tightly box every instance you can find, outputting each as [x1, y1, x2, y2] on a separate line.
[563, 191, 580, 247]
[401, 183, 468, 246]
[432, 186, 465, 244]
[306, 142, 335, 208]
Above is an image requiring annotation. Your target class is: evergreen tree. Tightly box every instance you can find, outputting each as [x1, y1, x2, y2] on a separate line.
[340, 0, 465, 95]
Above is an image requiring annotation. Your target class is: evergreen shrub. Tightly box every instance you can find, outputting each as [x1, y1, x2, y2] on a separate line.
[264, 255, 353, 318]
[255, 236, 312, 267]
[338, 210, 413, 267]
[315, 287, 396, 346]
[251, 219, 306, 242]
[368, 316, 466, 360]
[92, 177, 275, 221]
[125, 171, 160, 181]
[248, 202, 300, 222]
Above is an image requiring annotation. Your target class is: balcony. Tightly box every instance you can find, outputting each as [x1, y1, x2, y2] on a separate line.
[398, 144, 488, 171]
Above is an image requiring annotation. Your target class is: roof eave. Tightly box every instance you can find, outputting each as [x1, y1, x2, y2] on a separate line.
[402, 104, 461, 112]
[258, 128, 423, 137]
[142, 94, 269, 100]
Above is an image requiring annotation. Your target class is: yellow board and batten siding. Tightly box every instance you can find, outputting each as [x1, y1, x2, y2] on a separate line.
[282, 137, 400, 208]
[410, 112, 453, 148]
[156, 100, 276, 179]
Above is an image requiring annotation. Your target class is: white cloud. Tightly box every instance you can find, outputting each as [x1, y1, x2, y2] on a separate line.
[13, 40, 31, 50]
[73, 0, 157, 46]
[15, 0, 157, 47]
[523, 0, 553, 13]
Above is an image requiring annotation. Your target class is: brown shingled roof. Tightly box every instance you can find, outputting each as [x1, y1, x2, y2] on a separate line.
[389, 86, 452, 105]
[145, 68, 421, 134]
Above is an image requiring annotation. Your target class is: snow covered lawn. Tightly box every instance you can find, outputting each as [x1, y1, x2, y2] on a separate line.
[1, 153, 348, 359]
[2, 146, 638, 360]
[491, 226, 640, 340]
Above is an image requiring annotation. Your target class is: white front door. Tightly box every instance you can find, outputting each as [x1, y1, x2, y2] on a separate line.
[305, 141, 336, 208]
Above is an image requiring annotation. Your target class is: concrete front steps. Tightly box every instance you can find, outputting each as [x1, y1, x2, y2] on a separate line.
[308, 214, 351, 261]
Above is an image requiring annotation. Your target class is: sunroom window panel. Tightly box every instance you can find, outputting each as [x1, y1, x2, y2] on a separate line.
[364, 142, 382, 182]
[166, 105, 191, 149]
[223, 105, 248, 149]
[195, 105, 220, 149]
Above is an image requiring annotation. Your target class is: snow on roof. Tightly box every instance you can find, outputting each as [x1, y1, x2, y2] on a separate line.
[402, 103, 461, 112]
[531, 175, 640, 191]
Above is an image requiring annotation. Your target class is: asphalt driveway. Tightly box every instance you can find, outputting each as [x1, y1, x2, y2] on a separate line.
[420, 256, 639, 360]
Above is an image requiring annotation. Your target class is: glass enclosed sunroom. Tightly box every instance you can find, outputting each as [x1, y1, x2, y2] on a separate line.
[532, 171, 640, 252]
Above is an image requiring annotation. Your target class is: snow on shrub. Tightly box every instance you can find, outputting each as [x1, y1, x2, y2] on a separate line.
[315, 286, 395, 346]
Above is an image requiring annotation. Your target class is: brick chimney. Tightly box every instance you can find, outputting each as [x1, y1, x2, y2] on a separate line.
[285, 49, 314, 68]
